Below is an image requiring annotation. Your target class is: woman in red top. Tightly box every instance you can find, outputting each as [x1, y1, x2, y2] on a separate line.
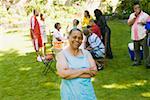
[30, 9, 43, 61]
[88, 19, 101, 38]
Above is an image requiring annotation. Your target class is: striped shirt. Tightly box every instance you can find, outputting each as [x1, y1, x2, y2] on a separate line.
[88, 33, 105, 58]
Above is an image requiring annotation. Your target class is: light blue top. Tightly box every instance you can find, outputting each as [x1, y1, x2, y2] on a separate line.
[60, 49, 97, 100]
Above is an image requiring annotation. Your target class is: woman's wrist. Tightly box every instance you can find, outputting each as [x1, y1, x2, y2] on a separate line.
[82, 68, 90, 74]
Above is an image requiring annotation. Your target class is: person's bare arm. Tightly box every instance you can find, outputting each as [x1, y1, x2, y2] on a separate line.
[137, 20, 146, 25]
[55, 37, 62, 41]
[79, 51, 97, 78]
[56, 52, 93, 79]
[86, 46, 93, 50]
[128, 17, 136, 26]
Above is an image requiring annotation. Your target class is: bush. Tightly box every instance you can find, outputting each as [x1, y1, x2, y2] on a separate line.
[116, 0, 150, 19]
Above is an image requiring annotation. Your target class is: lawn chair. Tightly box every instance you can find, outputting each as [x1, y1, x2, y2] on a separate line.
[39, 50, 56, 75]
[40, 33, 57, 75]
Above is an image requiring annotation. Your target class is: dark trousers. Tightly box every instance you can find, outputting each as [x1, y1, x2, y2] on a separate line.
[133, 36, 149, 65]
[146, 33, 150, 66]
[102, 26, 113, 59]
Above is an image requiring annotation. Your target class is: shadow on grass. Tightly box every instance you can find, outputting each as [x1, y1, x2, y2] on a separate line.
[0, 49, 61, 100]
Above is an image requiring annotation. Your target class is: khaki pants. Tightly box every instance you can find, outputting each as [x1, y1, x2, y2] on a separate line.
[133, 36, 149, 66]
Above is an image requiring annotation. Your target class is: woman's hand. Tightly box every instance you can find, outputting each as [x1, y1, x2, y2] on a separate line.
[86, 46, 92, 50]
[83, 67, 97, 77]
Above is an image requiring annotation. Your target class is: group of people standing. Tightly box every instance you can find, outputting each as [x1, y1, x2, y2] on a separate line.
[30, 9, 113, 62]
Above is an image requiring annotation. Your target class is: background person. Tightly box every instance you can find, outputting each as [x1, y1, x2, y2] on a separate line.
[128, 2, 149, 66]
[83, 29, 105, 59]
[88, 19, 101, 38]
[39, 13, 48, 56]
[94, 9, 113, 59]
[145, 16, 150, 68]
[82, 10, 93, 28]
[30, 9, 43, 62]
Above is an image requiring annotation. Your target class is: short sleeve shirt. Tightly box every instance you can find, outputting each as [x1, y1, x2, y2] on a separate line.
[128, 11, 149, 41]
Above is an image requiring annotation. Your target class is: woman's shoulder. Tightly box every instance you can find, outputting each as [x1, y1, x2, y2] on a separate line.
[90, 16, 93, 19]
[57, 47, 68, 55]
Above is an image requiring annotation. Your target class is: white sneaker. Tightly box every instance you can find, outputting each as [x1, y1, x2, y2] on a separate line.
[37, 56, 42, 62]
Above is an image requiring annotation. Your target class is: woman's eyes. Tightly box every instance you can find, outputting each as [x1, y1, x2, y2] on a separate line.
[72, 36, 82, 40]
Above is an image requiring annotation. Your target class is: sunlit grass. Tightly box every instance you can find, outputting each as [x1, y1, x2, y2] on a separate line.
[0, 20, 150, 100]
[102, 80, 147, 89]
[19, 67, 32, 71]
[141, 92, 150, 97]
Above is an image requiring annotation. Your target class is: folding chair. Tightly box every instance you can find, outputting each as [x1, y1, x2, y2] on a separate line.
[40, 51, 56, 75]
[40, 33, 57, 75]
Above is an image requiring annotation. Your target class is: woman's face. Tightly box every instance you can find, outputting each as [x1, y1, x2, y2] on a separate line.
[84, 12, 88, 17]
[57, 24, 61, 30]
[34, 10, 39, 16]
[73, 19, 77, 26]
[69, 30, 83, 49]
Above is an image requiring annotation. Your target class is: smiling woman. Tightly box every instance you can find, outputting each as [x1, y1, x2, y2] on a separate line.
[56, 28, 97, 100]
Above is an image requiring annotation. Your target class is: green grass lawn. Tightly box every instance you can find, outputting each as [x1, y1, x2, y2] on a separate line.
[0, 20, 150, 100]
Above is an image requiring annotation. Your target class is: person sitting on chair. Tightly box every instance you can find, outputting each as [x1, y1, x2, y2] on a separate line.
[83, 29, 105, 59]
[53, 23, 65, 50]
[53, 22, 64, 42]
[83, 29, 105, 70]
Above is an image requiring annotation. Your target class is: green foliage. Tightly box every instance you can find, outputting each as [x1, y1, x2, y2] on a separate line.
[24, 0, 47, 15]
[140, 0, 150, 14]
[116, 0, 150, 19]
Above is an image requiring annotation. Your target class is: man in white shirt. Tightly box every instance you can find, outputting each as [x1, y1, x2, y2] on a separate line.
[52, 23, 65, 51]
[128, 2, 149, 66]
[53, 23, 64, 42]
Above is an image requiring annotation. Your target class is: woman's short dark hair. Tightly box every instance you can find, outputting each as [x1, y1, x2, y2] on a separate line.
[94, 9, 102, 19]
[76, 20, 79, 25]
[54, 23, 60, 29]
[33, 9, 36, 15]
[40, 13, 43, 18]
[69, 28, 82, 36]
[133, 1, 140, 6]
[85, 10, 90, 18]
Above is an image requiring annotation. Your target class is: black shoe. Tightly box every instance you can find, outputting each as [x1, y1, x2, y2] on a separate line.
[106, 55, 113, 59]
[96, 64, 104, 71]
[132, 61, 141, 66]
